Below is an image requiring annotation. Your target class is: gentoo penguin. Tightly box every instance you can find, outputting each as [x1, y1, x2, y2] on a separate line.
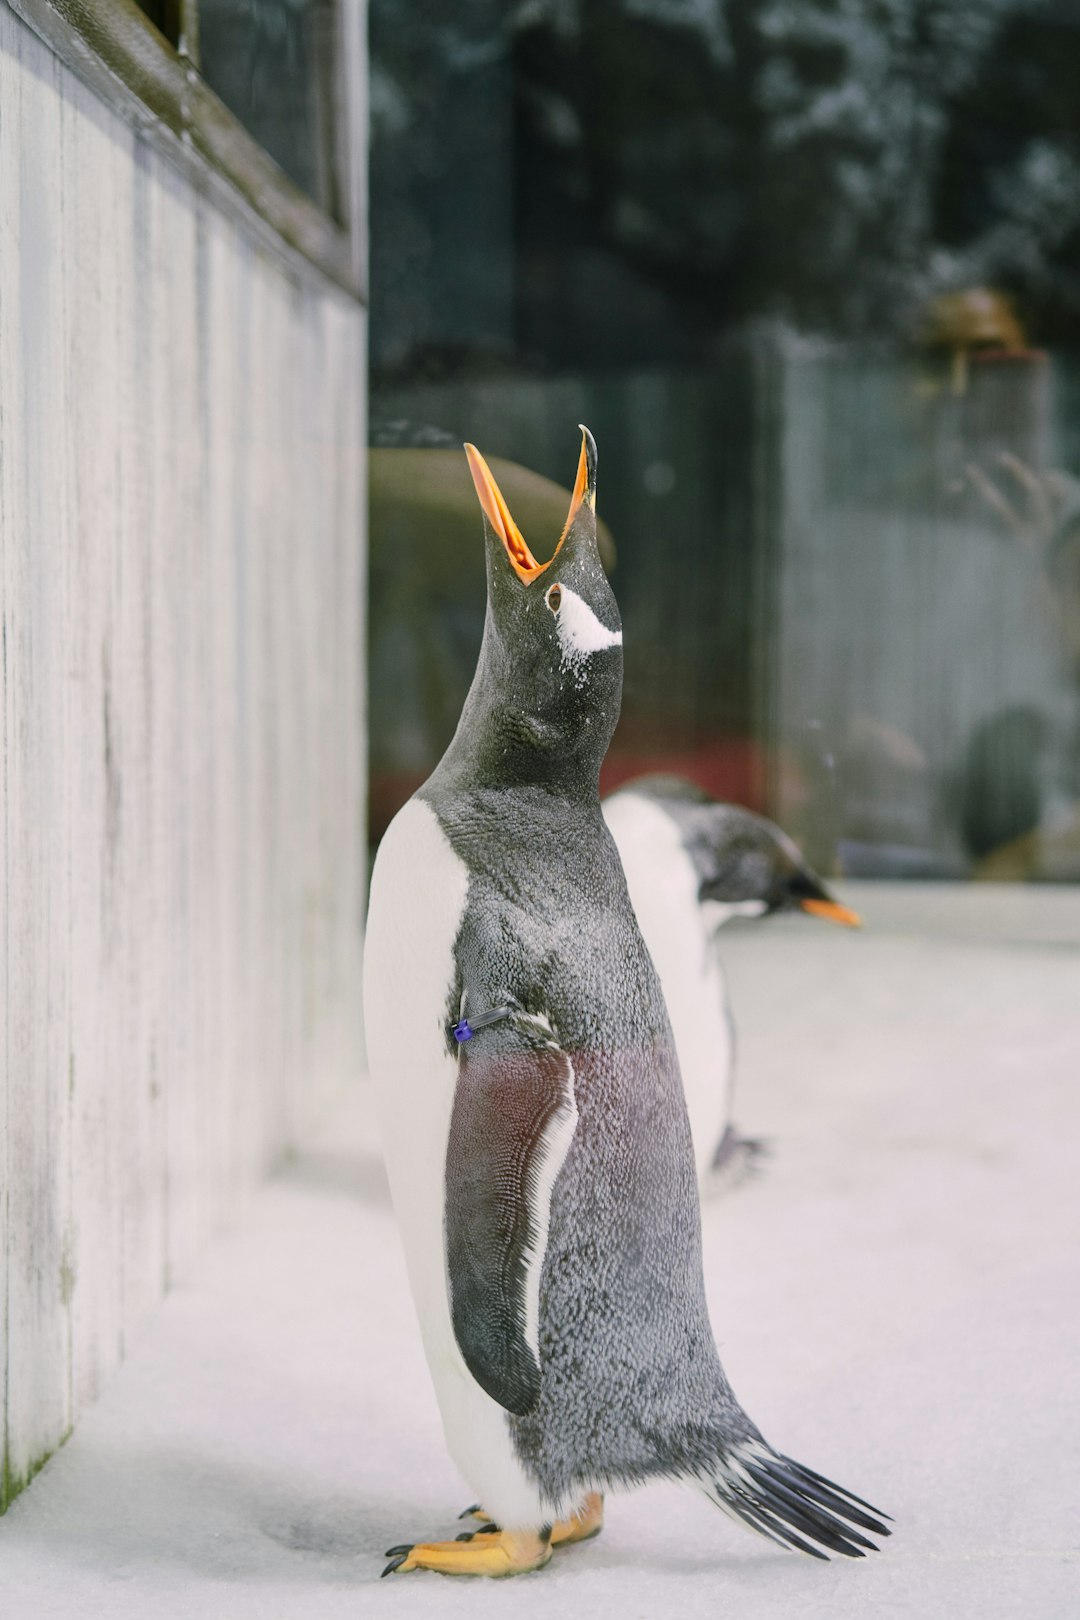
[601, 777, 861, 1186]
[363, 428, 889, 1578]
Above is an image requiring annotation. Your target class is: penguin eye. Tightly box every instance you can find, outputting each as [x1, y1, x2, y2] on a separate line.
[546, 584, 562, 613]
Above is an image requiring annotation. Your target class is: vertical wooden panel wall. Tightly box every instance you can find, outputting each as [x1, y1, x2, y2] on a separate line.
[0, 8, 366, 1506]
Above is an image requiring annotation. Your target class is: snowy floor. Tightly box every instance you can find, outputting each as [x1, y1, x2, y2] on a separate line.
[2, 882, 1078, 1617]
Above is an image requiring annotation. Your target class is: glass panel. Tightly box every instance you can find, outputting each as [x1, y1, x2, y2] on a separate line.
[369, 1, 1080, 890]
[197, 0, 342, 212]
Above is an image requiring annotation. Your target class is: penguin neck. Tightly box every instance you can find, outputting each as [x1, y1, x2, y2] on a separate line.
[430, 612, 619, 804]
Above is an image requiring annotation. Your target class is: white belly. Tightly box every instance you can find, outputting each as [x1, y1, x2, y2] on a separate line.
[602, 794, 734, 1181]
[362, 797, 552, 1527]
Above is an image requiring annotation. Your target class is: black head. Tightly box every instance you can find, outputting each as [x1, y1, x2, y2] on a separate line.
[699, 807, 861, 927]
[622, 780, 862, 927]
[439, 427, 623, 796]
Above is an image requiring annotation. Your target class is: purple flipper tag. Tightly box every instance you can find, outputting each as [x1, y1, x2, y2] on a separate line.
[450, 1005, 514, 1044]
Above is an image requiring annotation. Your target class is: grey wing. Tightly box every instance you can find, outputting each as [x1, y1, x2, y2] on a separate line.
[445, 1016, 577, 1417]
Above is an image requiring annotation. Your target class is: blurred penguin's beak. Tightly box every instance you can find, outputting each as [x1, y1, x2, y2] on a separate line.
[799, 897, 862, 928]
[464, 431, 592, 585]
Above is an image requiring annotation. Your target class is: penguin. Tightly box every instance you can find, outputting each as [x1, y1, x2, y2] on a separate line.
[363, 428, 889, 1578]
[601, 776, 861, 1187]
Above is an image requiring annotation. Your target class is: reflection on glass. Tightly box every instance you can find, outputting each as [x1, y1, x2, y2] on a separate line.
[199, 0, 341, 211]
[369, 0, 1080, 883]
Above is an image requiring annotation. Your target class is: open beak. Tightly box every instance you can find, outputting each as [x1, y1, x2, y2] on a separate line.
[799, 897, 863, 928]
[464, 428, 593, 584]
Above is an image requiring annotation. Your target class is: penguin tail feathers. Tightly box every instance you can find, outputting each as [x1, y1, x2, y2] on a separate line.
[697, 1437, 891, 1560]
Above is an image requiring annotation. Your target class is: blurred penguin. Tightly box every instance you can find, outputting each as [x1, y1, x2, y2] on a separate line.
[602, 775, 860, 1188]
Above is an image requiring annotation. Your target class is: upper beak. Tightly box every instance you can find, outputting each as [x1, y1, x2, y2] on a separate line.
[464, 428, 594, 584]
[799, 897, 863, 928]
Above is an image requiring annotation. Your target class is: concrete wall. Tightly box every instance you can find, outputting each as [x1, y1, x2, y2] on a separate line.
[0, 6, 367, 1505]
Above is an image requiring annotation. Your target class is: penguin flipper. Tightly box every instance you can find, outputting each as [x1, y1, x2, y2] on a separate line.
[445, 1016, 578, 1417]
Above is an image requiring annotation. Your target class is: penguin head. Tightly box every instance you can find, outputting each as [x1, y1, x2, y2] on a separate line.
[459, 427, 623, 786]
[763, 854, 862, 927]
[703, 811, 862, 928]
[621, 780, 862, 929]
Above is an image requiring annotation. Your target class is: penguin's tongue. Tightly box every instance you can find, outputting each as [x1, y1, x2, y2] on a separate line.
[463, 438, 589, 584]
[800, 897, 862, 928]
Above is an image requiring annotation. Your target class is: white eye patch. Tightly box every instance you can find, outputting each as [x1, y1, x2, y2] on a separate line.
[547, 583, 621, 677]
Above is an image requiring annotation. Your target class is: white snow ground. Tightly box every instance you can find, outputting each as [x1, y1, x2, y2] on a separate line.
[1, 881, 1077, 1618]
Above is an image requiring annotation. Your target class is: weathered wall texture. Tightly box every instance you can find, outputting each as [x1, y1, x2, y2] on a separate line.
[0, 9, 366, 1505]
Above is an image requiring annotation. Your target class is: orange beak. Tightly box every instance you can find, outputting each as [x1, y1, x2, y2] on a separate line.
[464, 430, 592, 585]
[799, 898, 863, 928]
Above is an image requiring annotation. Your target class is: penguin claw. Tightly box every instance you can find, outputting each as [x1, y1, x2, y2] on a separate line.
[376, 1528, 553, 1577]
[477, 1521, 502, 1534]
[459, 1502, 493, 1523]
[549, 1491, 605, 1547]
[384, 1543, 414, 1558]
